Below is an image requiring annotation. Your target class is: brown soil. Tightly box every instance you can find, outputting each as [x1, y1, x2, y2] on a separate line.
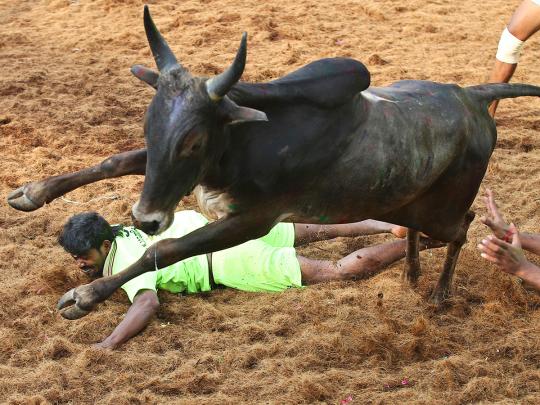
[1, 0, 539, 403]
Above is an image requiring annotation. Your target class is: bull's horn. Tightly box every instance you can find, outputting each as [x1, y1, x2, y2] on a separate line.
[206, 32, 247, 101]
[144, 5, 179, 72]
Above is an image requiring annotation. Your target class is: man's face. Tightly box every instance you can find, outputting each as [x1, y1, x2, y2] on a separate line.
[72, 241, 110, 279]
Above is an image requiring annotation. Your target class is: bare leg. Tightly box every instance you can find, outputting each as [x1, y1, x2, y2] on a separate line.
[402, 229, 421, 284]
[299, 238, 443, 284]
[430, 211, 475, 304]
[488, 0, 540, 116]
[8, 149, 147, 211]
[488, 62, 517, 116]
[293, 220, 405, 246]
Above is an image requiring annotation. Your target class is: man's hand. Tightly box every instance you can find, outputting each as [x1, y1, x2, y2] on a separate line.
[480, 188, 511, 240]
[478, 223, 528, 275]
[94, 290, 159, 350]
[94, 340, 117, 350]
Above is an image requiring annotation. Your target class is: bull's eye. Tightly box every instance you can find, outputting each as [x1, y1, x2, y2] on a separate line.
[177, 130, 206, 158]
[191, 142, 201, 153]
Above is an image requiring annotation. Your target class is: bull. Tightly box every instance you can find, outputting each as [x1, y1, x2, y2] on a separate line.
[8, 6, 540, 319]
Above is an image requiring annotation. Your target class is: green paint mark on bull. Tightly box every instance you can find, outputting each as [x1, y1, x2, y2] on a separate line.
[318, 215, 329, 223]
[228, 203, 238, 211]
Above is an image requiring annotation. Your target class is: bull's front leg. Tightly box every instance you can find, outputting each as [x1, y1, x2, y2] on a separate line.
[57, 211, 276, 319]
[7, 149, 147, 211]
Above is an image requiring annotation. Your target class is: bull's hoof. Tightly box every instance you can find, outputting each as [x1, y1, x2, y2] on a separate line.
[57, 284, 101, 320]
[7, 184, 44, 212]
[402, 260, 420, 285]
[429, 288, 450, 305]
[59, 302, 91, 320]
[402, 270, 419, 285]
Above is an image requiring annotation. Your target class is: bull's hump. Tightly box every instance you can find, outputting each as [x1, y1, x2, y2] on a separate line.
[193, 185, 236, 220]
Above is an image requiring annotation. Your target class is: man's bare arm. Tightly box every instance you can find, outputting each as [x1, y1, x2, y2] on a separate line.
[517, 233, 540, 256]
[515, 261, 540, 291]
[96, 289, 159, 349]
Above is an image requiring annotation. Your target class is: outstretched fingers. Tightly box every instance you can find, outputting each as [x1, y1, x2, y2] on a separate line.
[509, 223, 522, 248]
[478, 235, 510, 262]
[485, 189, 502, 221]
[478, 226, 527, 275]
[480, 215, 496, 229]
[485, 235, 512, 250]
[481, 188, 510, 238]
[486, 188, 505, 224]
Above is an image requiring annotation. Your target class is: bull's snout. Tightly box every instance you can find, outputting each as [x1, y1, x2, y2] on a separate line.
[131, 200, 173, 235]
[132, 217, 161, 235]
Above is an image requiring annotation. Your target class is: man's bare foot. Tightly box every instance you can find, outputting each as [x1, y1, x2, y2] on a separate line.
[391, 226, 431, 240]
[391, 226, 408, 238]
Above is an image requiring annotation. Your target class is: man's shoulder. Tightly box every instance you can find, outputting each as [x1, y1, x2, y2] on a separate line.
[104, 227, 149, 278]
[114, 226, 149, 248]
[173, 210, 209, 224]
[155, 210, 209, 239]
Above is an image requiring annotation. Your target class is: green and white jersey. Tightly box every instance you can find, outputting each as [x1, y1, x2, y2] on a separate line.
[103, 210, 210, 302]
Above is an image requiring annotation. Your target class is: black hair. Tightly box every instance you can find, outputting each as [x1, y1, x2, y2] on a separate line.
[58, 212, 115, 256]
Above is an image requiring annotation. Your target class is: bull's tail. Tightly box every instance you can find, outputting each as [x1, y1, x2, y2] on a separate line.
[466, 83, 540, 105]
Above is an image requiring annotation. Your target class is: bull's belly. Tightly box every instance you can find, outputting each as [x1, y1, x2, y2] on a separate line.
[285, 194, 403, 224]
[193, 155, 449, 224]
[286, 167, 438, 223]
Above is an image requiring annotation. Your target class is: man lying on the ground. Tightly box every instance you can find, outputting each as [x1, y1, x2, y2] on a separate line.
[478, 189, 540, 292]
[58, 211, 442, 349]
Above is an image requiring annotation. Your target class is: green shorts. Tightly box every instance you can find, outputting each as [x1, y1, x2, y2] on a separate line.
[211, 223, 303, 292]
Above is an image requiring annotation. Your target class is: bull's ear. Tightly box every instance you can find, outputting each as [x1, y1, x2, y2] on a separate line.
[219, 97, 267, 125]
[227, 106, 268, 124]
[130, 64, 159, 89]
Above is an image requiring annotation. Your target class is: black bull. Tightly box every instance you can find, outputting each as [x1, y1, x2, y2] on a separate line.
[8, 6, 540, 319]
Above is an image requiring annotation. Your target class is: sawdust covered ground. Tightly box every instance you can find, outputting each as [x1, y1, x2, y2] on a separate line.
[1, 0, 539, 403]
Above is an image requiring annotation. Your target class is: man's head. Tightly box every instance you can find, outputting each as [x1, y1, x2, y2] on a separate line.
[58, 212, 114, 279]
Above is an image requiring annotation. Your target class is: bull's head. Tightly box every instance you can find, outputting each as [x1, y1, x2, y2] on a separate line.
[130, 6, 267, 234]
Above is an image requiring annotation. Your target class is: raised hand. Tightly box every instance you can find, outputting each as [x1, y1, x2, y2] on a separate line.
[478, 223, 527, 275]
[480, 188, 511, 240]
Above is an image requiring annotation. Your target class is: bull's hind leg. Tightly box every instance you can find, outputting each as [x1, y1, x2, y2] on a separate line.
[430, 210, 475, 304]
[402, 229, 421, 284]
[7, 148, 147, 211]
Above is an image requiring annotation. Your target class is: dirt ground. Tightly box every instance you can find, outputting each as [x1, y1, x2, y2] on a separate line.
[1, 0, 539, 403]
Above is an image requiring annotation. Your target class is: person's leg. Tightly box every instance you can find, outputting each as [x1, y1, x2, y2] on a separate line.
[294, 220, 406, 246]
[488, 61, 516, 116]
[508, 0, 540, 40]
[299, 238, 444, 284]
[488, 0, 540, 116]
[212, 238, 304, 292]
